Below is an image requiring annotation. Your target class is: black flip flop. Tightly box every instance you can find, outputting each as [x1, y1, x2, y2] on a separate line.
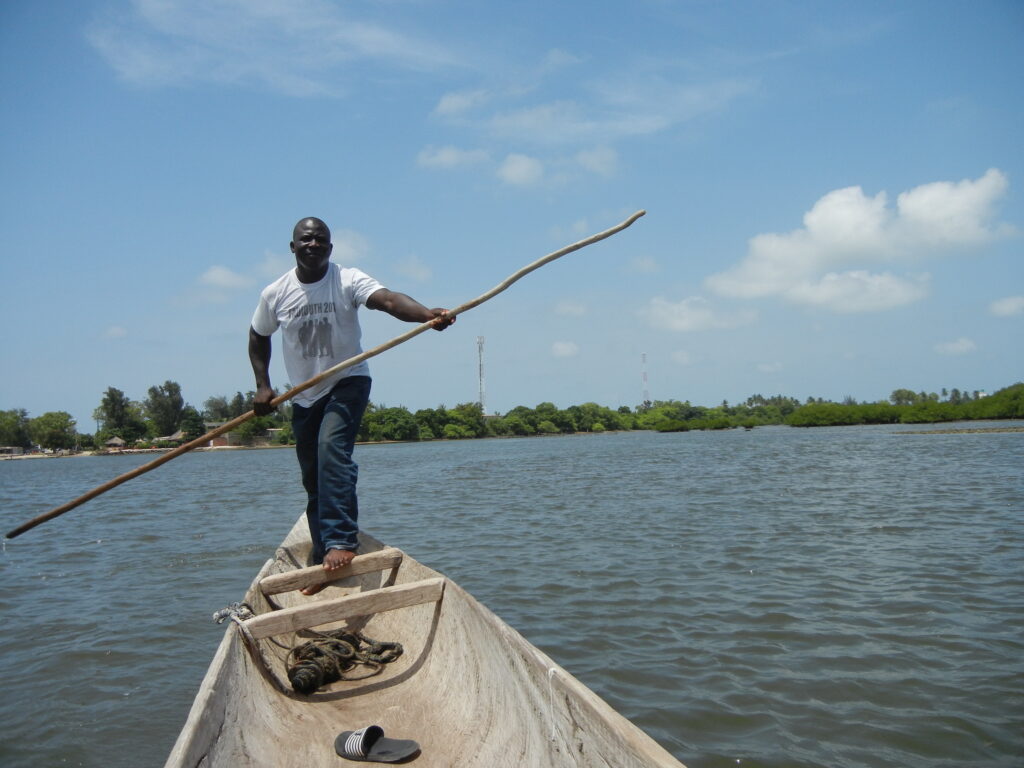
[334, 725, 420, 763]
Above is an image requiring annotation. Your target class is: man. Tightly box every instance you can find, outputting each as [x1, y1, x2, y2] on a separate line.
[249, 216, 454, 594]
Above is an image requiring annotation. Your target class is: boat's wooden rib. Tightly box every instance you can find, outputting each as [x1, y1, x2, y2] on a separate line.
[166, 516, 686, 768]
[258, 547, 404, 595]
[245, 578, 446, 640]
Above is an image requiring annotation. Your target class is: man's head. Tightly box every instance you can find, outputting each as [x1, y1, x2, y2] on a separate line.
[291, 217, 333, 282]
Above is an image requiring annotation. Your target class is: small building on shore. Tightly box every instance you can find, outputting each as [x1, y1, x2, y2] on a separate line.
[203, 422, 247, 448]
[153, 430, 186, 444]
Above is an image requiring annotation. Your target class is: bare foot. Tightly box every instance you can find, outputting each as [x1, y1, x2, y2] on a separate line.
[300, 549, 355, 596]
[323, 548, 356, 571]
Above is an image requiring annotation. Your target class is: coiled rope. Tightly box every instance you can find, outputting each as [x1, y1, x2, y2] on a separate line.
[286, 630, 403, 694]
[213, 602, 403, 696]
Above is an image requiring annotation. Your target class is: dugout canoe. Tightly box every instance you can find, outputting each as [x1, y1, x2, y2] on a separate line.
[166, 516, 685, 767]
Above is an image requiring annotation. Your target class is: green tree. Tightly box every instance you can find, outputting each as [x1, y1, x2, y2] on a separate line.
[414, 406, 449, 440]
[234, 415, 275, 444]
[890, 388, 920, 406]
[901, 401, 958, 424]
[203, 395, 232, 420]
[275, 422, 294, 444]
[180, 406, 206, 440]
[0, 408, 32, 448]
[229, 391, 252, 418]
[503, 405, 538, 431]
[95, 387, 148, 443]
[144, 380, 185, 436]
[635, 399, 706, 430]
[568, 402, 622, 432]
[966, 382, 1024, 418]
[498, 414, 534, 435]
[442, 423, 473, 439]
[448, 402, 488, 438]
[368, 407, 420, 442]
[29, 411, 77, 450]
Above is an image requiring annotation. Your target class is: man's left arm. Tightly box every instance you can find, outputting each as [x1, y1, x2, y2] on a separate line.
[366, 288, 456, 331]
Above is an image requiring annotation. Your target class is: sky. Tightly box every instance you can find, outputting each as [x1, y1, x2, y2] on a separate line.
[1, 0, 1022, 431]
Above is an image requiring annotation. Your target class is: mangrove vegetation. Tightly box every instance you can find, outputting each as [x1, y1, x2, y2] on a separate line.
[2, 382, 1021, 452]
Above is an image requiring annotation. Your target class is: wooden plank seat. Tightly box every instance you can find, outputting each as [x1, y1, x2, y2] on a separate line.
[258, 547, 405, 596]
[243, 578, 447, 640]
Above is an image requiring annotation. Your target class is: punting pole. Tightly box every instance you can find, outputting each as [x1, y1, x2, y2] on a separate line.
[6, 210, 646, 539]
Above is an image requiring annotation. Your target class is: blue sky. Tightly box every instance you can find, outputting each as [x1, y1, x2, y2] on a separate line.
[2, 0, 1022, 431]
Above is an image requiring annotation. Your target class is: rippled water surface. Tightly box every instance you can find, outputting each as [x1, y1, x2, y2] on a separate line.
[1, 425, 1022, 767]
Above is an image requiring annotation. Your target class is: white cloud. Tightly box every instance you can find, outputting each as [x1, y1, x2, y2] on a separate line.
[671, 350, 693, 365]
[555, 300, 587, 316]
[490, 102, 598, 146]
[103, 325, 128, 339]
[332, 229, 370, 264]
[484, 76, 752, 147]
[895, 169, 1013, 247]
[87, 0, 456, 95]
[417, 145, 489, 169]
[757, 361, 783, 373]
[934, 337, 977, 356]
[784, 271, 929, 313]
[705, 169, 1011, 313]
[641, 296, 756, 332]
[990, 295, 1024, 317]
[199, 265, 252, 290]
[575, 146, 617, 176]
[498, 154, 543, 186]
[395, 254, 432, 282]
[433, 89, 490, 116]
[540, 48, 582, 73]
[552, 341, 579, 357]
[595, 74, 754, 130]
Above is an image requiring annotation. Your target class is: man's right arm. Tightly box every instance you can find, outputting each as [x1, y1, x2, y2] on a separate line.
[248, 326, 276, 416]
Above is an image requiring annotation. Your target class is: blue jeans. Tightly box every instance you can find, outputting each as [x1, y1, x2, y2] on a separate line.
[291, 376, 371, 563]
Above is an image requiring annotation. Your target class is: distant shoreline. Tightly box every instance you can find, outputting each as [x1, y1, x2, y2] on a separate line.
[0, 444, 293, 461]
[3, 423, 1021, 461]
[895, 426, 1024, 435]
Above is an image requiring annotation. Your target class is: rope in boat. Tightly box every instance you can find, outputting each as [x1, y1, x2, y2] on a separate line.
[213, 602, 403, 696]
[286, 630, 403, 694]
[213, 602, 255, 624]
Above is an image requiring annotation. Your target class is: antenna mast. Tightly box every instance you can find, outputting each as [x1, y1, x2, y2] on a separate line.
[641, 352, 650, 405]
[477, 336, 486, 412]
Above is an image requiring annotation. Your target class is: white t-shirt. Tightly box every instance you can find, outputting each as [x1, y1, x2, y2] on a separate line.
[251, 263, 385, 407]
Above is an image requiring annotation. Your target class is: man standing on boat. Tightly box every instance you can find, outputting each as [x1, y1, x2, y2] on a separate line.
[249, 217, 454, 594]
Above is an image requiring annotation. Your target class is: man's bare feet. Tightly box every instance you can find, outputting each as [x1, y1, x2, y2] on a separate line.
[300, 549, 356, 596]
[324, 548, 356, 571]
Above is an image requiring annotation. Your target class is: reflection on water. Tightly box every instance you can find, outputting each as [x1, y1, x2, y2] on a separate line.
[1, 425, 1022, 767]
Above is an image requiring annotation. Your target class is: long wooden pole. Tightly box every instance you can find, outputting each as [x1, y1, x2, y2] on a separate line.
[6, 210, 645, 539]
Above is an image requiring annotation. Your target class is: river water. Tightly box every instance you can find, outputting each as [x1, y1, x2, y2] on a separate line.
[1, 424, 1021, 767]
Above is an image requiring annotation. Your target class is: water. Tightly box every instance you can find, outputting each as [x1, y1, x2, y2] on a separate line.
[1, 425, 1022, 767]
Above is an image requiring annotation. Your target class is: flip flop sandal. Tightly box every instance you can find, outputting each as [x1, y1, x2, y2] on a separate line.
[335, 725, 420, 763]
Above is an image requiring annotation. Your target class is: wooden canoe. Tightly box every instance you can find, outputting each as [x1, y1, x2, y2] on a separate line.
[166, 517, 685, 767]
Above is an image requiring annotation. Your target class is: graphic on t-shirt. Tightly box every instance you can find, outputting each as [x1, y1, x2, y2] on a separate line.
[289, 302, 337, 359]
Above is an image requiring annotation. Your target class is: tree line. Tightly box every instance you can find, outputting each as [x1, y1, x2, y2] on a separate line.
[2, 381, 1021, 452]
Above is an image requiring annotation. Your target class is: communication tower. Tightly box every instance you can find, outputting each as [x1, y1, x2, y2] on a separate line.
[641, 352, 650, 405]
[477, 336, 486, 412]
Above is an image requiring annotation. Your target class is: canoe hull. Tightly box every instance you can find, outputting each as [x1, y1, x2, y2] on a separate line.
[166, 518, 684, 767]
